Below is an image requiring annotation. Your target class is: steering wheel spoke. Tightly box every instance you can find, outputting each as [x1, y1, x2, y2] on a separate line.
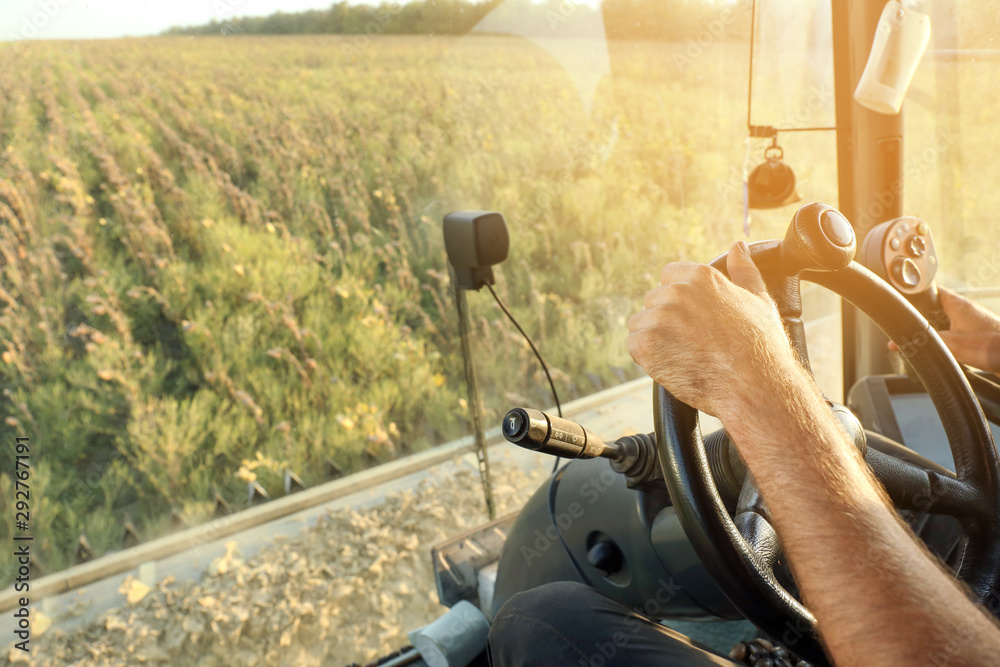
[734, 475, 782, 575]
[865, 445, 986, 520]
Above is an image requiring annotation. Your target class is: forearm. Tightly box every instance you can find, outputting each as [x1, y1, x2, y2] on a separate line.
[722, 359, 1000, 666]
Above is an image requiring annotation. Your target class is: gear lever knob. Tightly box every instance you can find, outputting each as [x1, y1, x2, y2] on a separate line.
[779, 202, 857, 273]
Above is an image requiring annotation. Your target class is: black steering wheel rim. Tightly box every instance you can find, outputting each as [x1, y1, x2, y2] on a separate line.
[654, 241, 1000, 665]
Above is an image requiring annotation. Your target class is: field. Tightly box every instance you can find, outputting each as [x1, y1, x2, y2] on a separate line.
[0, 31, 996, 586]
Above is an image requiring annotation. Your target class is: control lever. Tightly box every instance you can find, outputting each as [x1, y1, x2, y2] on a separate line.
[502, 408, 664, 489]
[502, 407, 620, 460]
[859, 217, 950, 330]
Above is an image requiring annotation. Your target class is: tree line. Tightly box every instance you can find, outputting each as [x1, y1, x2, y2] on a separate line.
[163, 0, 748, 43]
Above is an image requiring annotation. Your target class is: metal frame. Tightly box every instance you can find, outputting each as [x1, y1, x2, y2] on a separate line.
[832, 0, 905, 396]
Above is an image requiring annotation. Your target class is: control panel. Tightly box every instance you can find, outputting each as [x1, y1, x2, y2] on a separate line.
[860, 216, 949, 330]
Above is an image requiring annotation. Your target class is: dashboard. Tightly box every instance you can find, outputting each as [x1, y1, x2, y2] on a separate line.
[849, 374, 1000, 473]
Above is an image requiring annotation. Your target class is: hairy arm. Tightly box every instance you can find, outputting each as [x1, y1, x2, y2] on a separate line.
[890, 287, 1000, 374]
[723, 346, 999, 666]
[628, 242, 1000, 666]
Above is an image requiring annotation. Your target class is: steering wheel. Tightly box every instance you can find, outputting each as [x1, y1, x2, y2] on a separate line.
[654, 203, 1000, 666]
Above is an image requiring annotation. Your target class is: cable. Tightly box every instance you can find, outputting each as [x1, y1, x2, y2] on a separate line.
[486, 283, 564, 473]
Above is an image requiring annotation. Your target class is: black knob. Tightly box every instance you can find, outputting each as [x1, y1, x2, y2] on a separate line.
[781, 203, 857, 273]
[586, 540, 624, 575]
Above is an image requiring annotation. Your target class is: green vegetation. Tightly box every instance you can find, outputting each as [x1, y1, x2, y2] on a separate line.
[2, 14, 995, 584]
[0, 32, 774, 582]
[163, 0, 746, 42]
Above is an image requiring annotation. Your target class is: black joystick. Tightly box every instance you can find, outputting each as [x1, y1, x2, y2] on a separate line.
[779, 202, 857, 273]
[859, 217, 949, 330]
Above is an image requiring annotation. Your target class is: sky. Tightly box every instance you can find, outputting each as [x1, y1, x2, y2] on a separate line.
[0, 0, 378, 41]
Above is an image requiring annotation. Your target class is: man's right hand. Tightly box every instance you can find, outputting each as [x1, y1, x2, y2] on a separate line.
[937, 288, 1000, 373]
[893, 288, 1000, 373]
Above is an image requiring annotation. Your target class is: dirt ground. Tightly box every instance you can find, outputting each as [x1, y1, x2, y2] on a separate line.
[5, 451, 549, 666]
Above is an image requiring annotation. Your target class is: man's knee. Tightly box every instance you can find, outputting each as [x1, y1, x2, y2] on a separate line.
[489, 582, 604, 666]
[494, 581, 598, 625]
[489, 582, 737, 667]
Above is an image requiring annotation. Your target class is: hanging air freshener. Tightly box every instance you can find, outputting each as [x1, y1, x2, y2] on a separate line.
[747, 142, 801, 210]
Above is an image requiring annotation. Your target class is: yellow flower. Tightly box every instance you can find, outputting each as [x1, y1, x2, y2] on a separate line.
[337, 415, 355, 430]
[266, 222, 275, 234]
[431, 373, 446, 388]
[97, 369, 114, 381]
[233, 264, 245, 276]
[201, 218, 214, 228]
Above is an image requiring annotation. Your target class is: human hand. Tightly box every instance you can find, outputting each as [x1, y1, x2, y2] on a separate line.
[627, 242, 799, 420]
[933, 288, 1000, 373]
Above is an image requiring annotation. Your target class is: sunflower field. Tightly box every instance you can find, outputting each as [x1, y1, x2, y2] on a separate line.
[0, 29, 851, 580]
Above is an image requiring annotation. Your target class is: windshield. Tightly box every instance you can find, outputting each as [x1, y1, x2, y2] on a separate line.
[905, 3, 1000, 313]
[1, 0, 998, 663]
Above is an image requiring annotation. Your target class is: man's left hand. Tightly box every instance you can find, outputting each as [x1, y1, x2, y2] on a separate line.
[627, 241, 796, 421]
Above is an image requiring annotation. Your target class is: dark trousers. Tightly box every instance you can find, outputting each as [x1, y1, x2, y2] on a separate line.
[487, 582, 740, 666]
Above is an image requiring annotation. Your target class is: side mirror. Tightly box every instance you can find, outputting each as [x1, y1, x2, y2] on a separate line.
[443, 211, 510, 291]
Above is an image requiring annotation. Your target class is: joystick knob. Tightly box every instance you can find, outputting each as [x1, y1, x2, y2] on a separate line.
[780, 203, 857, 273]
[859, 216, 949, 330]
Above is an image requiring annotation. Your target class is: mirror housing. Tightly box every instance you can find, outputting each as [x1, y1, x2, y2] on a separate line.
[443, 211, 510, 290]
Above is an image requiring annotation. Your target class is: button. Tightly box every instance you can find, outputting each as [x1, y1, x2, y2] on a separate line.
[895, 226, 905, 237]
[890, 238, 901, 251]
[891, 257, 921, 288]
[503, 411, 525, 439]
[917, 222, 929, 235]
[907, 235, 926, 257]
[820, 210, 854, 247]
[900, 222, 910, 232]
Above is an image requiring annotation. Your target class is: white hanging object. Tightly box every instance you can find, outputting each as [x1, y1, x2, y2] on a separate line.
[854, 0, 931, 115]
